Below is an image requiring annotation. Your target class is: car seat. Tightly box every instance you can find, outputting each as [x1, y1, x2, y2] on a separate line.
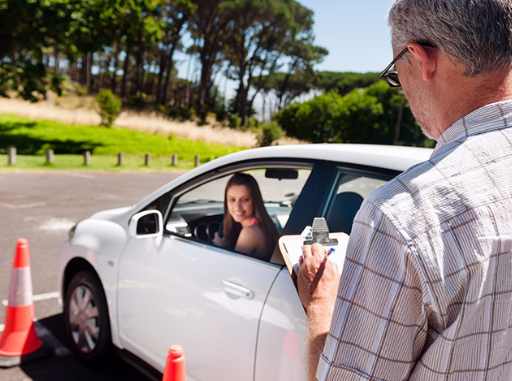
[326, 191, 364, 234]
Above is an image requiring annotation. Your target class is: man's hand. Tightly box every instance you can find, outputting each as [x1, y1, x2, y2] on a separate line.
[298, 243, 340, 311]
[297, 243, 340, 381]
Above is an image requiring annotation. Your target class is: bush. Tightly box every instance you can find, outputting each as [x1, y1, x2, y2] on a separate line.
[168, 106, 196, 120]
[257, 121, 283, 147]
[130, 92, 148, 108]
[77, 86, 88, 96]
[96, 89, 122, 127]
[229, 114, 242, 129]
[205, 112, 217, 125]
[274, 92, 344, 143]
[246, 117, 260, 129]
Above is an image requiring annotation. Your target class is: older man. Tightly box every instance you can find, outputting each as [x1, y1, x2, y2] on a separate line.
[298, 0, 512, 380]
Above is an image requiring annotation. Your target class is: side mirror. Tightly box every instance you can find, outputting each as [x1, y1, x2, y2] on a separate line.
[129, 210, 163, 239]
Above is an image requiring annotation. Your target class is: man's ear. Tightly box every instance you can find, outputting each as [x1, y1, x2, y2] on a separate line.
[407, 42, 437, 81]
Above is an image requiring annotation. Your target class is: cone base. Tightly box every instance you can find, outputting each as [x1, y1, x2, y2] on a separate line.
[0, 305, 42, 356]
[0, 341, 52, 368]
[0, 331, 42, 357]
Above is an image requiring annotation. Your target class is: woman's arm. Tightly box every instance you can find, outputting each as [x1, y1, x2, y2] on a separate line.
[234, 226, 260, 255]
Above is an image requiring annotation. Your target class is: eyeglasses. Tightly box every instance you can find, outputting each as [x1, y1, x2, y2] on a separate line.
[380, 47, 409, 87]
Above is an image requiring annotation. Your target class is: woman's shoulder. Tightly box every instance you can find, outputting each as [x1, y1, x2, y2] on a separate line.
[241, 222, 264, 237]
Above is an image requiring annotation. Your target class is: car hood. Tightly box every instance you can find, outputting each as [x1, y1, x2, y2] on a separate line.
[89, 206, 133, 222]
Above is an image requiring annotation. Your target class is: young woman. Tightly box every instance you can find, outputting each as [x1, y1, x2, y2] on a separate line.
[213, 172, 280, 261]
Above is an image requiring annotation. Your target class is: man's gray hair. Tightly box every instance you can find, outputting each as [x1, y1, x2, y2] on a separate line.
[388, 0, 512, 76]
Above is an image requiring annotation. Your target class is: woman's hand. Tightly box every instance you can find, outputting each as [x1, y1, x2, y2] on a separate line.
[213, 232, 226, 247]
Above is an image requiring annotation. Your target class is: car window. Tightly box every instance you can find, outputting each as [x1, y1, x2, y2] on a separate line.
[166, 167, 311, 258]
[324, 172, 388, 234]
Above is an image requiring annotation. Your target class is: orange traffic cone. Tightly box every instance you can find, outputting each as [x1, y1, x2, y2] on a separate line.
[162, 344, 187, 381]
[0, 238, 42, 357]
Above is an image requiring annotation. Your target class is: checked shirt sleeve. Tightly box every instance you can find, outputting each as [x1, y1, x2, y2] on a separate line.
[317, 200, 429, 381]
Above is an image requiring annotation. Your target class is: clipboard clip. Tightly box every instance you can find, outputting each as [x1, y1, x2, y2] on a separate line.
[302, 217, 338, 246]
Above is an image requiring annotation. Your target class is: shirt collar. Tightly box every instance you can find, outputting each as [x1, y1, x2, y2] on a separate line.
[432, 99, 512, 157]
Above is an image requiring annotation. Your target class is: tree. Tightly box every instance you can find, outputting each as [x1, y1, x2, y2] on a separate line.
[0, 0, 77, 100]
[222, 0, 294, 125]
[315, 71, 381, 95]
[155, 0, 195, 105]
[274, 81, 435, 147]
[189, 0, 233, 117]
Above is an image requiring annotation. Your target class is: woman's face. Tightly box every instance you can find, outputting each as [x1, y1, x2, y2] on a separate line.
[226, 184, 254, 226]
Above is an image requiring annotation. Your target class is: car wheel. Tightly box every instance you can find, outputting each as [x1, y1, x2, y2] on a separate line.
[64, 270, 112, 364]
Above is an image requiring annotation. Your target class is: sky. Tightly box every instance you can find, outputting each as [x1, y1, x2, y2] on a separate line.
[298, 0, 395, 73]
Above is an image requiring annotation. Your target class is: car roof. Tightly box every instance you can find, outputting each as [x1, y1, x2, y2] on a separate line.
[133, 144, 433, 211]
[210, 144, 432, 173]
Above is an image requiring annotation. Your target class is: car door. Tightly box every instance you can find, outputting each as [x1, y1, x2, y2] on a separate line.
[254, 163, 399, 381]
[118, 234, 280, 380]
[117, 163, 314, 380]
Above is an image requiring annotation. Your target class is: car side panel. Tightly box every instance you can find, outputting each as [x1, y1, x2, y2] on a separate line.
[255, 269, 307, 381]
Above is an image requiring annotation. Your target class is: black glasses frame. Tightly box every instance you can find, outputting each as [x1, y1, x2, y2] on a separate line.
[380, 47, 409, 88]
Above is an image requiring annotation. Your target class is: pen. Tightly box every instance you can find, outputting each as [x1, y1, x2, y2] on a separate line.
[326, 247, 335, 256]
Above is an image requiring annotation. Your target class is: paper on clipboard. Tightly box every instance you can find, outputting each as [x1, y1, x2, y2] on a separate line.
[278, 232, 350, 281]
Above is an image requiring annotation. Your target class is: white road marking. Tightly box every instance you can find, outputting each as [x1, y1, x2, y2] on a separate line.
[0, 323, 4, 332]
[39, 218, 75, 231]
[0, 201, 47, 209]
[2, 291, 59, 306]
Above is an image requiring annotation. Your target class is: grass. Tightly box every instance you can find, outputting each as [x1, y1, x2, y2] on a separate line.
[0, 113, 246, 171]
[0, 97, 302, 147]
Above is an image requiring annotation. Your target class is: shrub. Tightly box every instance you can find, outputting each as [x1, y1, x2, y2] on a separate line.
[96, 89, 122, 127]
[257, 121, 283, 147]
[130, 92, 148, 108]
[246, 117, 260, 129]
[274, 92, 343, 143]
[229, 114, 242, 129]
[77, 86, 88, 96]
[205, 112, 217, 125]
[168, 106, 196, 120]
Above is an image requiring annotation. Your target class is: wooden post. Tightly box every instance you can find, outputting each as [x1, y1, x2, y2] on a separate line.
[117, 152, 124, 166]
[172, 154, 178, 166]
[145, 153, 151, 166]
[195, 155, 200, 167]
[84, 151, 90, 166]
[46, 149, 54, 164]
[7, 146, 16, 165]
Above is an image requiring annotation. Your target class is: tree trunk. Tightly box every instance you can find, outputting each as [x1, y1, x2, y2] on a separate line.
[161, 45, 177, 106]
[131, 43, 144, 96]
[54, 48, 60, 75]
[121, 45, 132, 98]
[278, 58, 298, 109]
[156, 49, 167, 104]
[85, 52, 92, 90]
[111, 43, 120, 94]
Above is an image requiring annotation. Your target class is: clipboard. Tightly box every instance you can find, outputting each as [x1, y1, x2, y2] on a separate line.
[278, 232, 350, 289]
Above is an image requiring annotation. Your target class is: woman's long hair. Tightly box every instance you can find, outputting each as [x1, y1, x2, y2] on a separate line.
[222, 173, 280, 260]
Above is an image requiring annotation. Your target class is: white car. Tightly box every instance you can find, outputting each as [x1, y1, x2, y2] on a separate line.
[57, 144, 432, 380]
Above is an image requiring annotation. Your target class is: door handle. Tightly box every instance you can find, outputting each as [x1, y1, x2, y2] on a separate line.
[222, 281, 254, 300]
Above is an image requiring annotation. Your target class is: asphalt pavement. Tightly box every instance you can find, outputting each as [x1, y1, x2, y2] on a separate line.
[0, 171, 181, 380]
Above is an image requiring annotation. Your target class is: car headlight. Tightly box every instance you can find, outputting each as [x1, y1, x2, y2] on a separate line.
[68, 223, 78, 240]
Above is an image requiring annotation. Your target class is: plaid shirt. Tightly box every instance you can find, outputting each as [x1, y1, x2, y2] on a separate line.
[317, 100, 512, 380]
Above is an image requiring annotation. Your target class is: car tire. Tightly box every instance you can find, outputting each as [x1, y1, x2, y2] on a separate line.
[64, 270, 112, 365]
